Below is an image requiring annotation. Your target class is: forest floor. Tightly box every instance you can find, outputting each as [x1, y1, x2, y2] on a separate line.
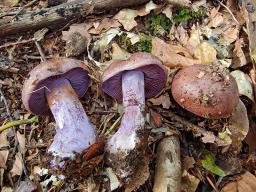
[0, 0, 256, 191]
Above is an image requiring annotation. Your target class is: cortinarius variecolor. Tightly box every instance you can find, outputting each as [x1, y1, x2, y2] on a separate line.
[101, 53, 167, 181]
[171, 64, 239, 119]
[22, 58, 96, 163]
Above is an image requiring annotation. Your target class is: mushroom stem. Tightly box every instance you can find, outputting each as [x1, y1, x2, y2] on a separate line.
[107, 70, 146, 180]
[46, 78, 96, 160]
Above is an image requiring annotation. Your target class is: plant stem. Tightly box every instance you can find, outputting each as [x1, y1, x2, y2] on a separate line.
[0, 116, 38, 133]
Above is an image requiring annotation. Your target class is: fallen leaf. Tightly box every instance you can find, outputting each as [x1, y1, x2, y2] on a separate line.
[89, 18, 121, 34]
[201, 150, 226, 177]
[0, 130, 9, 148]
[111, 43, 131, 61]
[183, 156, 195, 170]
[201, 133, 216, 144]
[83, 139, 105, 161]
[148, 93, 172, 109]
[208, 11, 224, 28]
[114, 9, 138, 31]
[227, 99, 249, 145]
[16, 180, 37, 192]
[231, 70, 255, 102]
[181, 170, 200, 192]
[1, 187, 13, 192]
[222, 26, 239, 43]
[114, 1, 158, 31]
[10, 152, 23, 177]
[162, 5, 173, 20]
[166, 0, 190, 6]
[221, 171, 256, 192]
[17, 131, 26, 155]
[62, 23, 92, 57]
[232, 39, 247, 68]
[194, 42, 217, 64]
[0, 150, 9, 168]
[33, 166, 48, 176]
[151, 37, 200, 68]
[150, 110, 163, 128]
[93, 28, 121, 55]
[105, 167, 121, 191]
[186, 26, 201, 53]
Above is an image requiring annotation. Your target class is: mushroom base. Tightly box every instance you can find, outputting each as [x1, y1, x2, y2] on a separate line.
[46, 78, 96, 164]
[107, 71, 147, 181]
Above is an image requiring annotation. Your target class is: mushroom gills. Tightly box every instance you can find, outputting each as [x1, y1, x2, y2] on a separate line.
[46, 78, 96, 161]
[107, 70, 146, 179]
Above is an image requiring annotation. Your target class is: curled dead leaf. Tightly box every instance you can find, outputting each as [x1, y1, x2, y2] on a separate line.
[151, 37, 200, 68]
[0, 150, 9, 168]
[10, 152, 23, 177]
[194, 42, 217, 64]
[227, 99, 249, 145]
[231, 70, 255, 102]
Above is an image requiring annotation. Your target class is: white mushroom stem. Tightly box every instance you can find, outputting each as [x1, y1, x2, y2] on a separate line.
[108, 71, 145, 152]
[153, 136, 181, 192]
[107, 70, 145, 179]
[46, 79, 96, 161]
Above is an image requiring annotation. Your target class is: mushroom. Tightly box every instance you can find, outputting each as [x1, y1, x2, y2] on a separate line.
[101, 53, 167, 181]
[171, 64, 239, 119]
[22, 58, 96, 164]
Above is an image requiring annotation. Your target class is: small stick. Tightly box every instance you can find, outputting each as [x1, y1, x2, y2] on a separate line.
[150, 105, 227, 146]
[0, 116, 39, 133]
[216, 0, 240, 25]
[153, 136, 181, 192]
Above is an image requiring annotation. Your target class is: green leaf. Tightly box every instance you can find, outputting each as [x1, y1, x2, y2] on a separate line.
[201, 150, 226, 177]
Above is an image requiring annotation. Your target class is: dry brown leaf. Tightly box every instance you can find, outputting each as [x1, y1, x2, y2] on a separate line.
[0, 130, 9, 148]
[231, 70, 255, 102]
[62, 23, 92, 57]
[16, 180, 37, 192]
[10, 152, 23, 177]
[151, 37, 200, 68]
[166, 0, 190, 6]
[162, 5, 173, 20]
[221, 171, 256, 192]
[222, 26, 239, 43]
[194, 42, 217, 64]
[181, 170, 200, 192]
[89, 18, 121, 34]
[114, 1, 158, 31]
[0, 150, 9, 168]
[227, 100, 249, 145]
[232, 39, 247, 68]
[186, 26, 201, 53]
[150, 110, 163, 128]
[208, 10, 224, 28]
[17, 131, 26, 155]
[148, 93, 172, 109]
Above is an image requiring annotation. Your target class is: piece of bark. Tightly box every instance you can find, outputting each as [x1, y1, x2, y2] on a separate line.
[153, 136, 181, 192]
[0, 0, 149, 36]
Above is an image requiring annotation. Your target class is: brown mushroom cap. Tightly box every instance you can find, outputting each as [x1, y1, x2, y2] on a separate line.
[101, 53, 167, 100]
[171, 64, 239, 119]
[22, 58, 90, 116]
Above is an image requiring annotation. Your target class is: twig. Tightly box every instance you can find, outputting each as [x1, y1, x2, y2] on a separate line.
[0, 116, 39, 133]
[216, 0, 240, 25]
[150, 105, 227, 146]
[0, 39, 33, 49]
[10, 0, 39, 21]
[103, 115, 122, 136]
[34, 41, 46, 61]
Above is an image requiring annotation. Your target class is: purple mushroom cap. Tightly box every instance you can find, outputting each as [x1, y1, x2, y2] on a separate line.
[101, 53, 167, 100]
[22, 58, 90, 115]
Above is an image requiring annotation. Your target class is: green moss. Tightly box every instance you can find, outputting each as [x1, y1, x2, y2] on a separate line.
[118, 33, 152, 53]
[133, 33, 152, 53]
[149, 14, 171, 36]
[173, 8, 206, 25]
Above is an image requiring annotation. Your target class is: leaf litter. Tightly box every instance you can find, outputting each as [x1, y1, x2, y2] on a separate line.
[0, 0, 256, 191]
